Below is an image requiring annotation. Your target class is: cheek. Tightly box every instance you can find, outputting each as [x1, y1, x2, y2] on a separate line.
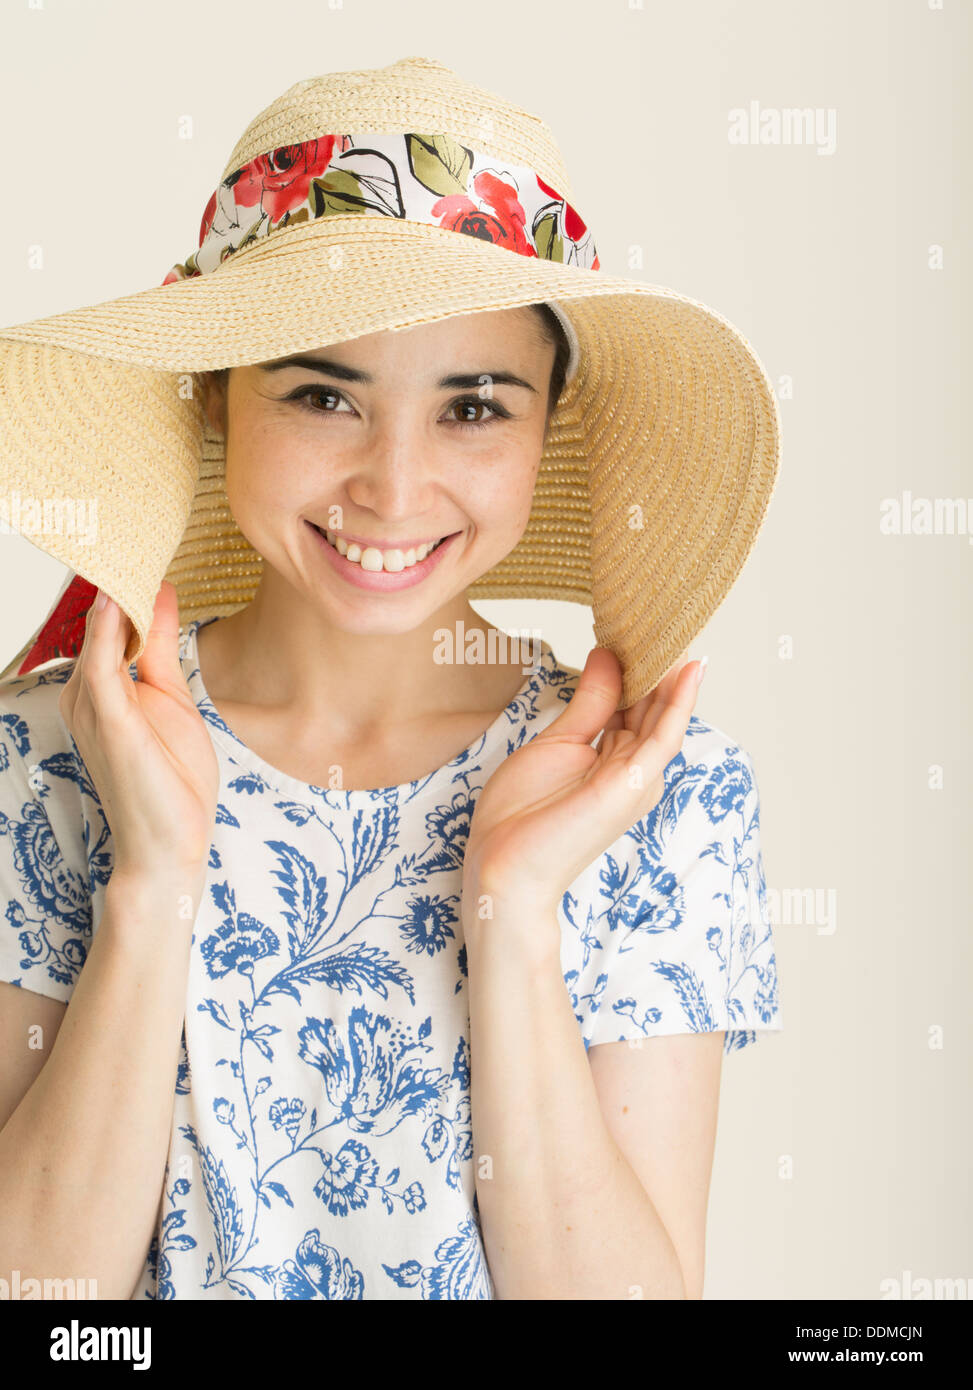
[224, 415, 312, 521]
[464, 444, 542, 533]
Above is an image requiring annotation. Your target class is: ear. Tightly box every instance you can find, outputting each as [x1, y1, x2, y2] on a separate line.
[198, 370, 227, 436]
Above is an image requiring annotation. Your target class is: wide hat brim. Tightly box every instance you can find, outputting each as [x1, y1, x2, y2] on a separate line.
[0, 212, 780, 706]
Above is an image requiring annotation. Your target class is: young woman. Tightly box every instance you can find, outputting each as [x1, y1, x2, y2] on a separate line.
[0, 57, 782, 1301]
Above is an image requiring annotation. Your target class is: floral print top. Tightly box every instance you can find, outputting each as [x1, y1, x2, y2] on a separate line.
[0, 617, 782, 1300]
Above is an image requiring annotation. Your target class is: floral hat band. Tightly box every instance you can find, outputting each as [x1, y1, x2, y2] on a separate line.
[160, 131, 596, 377]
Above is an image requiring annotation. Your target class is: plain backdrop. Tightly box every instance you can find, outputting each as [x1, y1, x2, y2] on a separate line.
[0, 0, 970, 1300]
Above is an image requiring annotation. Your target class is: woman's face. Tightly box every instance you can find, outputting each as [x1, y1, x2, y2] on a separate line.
[202, 307, 556, 635]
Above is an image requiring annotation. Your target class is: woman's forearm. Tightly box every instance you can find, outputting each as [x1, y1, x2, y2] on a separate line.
[465, 904, 687, 1301]
[0, 868, 204, 1299]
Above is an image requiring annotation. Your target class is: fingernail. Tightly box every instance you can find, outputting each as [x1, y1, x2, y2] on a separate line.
[695, 655, 709, 687]
[94, 589, 107, 611]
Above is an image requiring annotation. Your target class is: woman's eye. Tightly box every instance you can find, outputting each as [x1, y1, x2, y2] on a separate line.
[284, 386, 508, 430]
[445, 398, 508, 430]
[287, 385, 351, 414]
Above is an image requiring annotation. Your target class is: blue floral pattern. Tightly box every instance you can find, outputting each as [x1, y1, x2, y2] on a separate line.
[0, 617, 782, 1299]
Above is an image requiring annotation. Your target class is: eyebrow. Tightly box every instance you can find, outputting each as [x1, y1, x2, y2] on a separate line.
[259, 354, 538, 394]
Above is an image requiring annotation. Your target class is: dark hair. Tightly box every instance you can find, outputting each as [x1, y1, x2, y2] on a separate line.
[204, 303, 570, 420]
[529, 302, 571, 418]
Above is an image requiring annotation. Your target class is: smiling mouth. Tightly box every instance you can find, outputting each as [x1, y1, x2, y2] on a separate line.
[309, 524, 453, 572]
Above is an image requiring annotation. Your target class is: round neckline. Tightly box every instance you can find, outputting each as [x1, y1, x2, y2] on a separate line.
[180, 616, 559, 809]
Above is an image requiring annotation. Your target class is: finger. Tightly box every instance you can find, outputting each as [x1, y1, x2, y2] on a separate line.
[112, 589, 132, 673]
[567, 647, 691, 756]
[622, 690, 655, 734]
[601, 706, 627, 738]
[534, 646, 623, 747]
[60, 588, 106, 718]
[620, 647, 688, 733]
[135, 582, 187, 695]
[79, 591, 134, 724]
[593, 724, 632, 758]
[554, 657, 701, 844]
[648, 648, 690, 708]
[626, 659, 702, 771]
[623, 647, 692, 740]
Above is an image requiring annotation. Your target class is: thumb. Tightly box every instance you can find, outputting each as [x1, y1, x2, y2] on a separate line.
[135, 582, 186, 692]
[535, 646, 622, 747]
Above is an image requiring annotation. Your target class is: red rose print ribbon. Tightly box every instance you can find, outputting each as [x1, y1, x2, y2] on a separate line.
[14, 574, 99, 675]
[162, 131, 600, 282]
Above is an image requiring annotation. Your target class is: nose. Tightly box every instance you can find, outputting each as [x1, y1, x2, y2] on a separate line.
[343, 410, 439, 522]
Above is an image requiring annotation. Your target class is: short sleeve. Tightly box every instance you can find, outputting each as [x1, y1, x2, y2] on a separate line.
[560, 725, 783, 1057]
[0, 668, 93, 1003]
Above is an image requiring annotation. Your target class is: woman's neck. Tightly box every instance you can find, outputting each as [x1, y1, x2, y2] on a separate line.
[193, 586, 534, 747]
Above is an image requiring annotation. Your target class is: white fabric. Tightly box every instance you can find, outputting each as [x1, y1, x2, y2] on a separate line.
[0, 618, 781, 1299]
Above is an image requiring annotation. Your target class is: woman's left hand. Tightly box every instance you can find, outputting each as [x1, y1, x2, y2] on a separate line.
[462, 646, 705, 925]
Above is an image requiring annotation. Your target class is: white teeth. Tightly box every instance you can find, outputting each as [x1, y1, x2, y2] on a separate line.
[316, 524, 444, 570]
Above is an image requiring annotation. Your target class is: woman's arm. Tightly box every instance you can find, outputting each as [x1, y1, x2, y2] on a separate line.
[459, 648, 716, 1297]
[0, 988, 66, 1132]
[466, 903, 696, 1299]
[585, 1032, 724, 1300]
[0, 865, 204, 1300]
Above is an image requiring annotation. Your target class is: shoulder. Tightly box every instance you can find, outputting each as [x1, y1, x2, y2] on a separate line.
[681, 714, 758, 783]
[0, 659, 85, 805]
[587, 713, 762, 888]
[0, 660, 75, 755]
[0, 661, 95, 1001]
[564, 711, 779, 1052]
[645, 714, 761, 854]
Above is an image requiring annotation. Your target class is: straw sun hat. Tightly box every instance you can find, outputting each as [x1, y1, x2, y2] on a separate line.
[0, 54, 780, 707]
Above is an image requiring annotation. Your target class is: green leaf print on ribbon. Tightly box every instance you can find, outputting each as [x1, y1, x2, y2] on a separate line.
[309, 147, 405, 219]
[532, 210, 564, 262]
[405, 133, 473, 197]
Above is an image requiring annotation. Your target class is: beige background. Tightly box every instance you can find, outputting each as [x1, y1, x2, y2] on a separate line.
[1, 0, 969, 1299]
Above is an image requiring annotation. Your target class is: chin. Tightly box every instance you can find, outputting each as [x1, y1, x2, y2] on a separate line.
[315, 589, 461, 633]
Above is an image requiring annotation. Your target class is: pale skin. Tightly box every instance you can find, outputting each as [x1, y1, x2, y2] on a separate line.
[0, 305, 723, 1299]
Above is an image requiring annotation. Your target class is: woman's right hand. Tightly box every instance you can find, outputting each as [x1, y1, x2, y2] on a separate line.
[58, 580, 220, 883]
